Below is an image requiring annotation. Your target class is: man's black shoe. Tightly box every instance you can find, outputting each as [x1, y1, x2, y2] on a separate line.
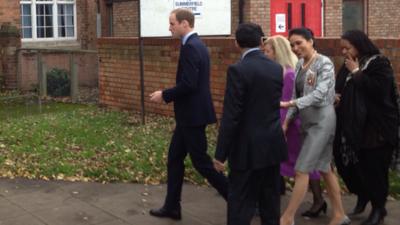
[149, 207, 182, 220]
[350, 196, 368, 216]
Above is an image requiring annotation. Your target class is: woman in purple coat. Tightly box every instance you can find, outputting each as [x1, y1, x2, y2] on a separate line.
[264, 35, 326, 218]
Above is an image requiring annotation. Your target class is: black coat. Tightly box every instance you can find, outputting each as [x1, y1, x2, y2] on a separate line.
[215, 50, 288, 171]
[162, 34, 216, 127]
[336, 55, 399, 149]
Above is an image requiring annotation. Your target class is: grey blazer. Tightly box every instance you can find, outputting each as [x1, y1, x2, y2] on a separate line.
[287, 54, 336, 121]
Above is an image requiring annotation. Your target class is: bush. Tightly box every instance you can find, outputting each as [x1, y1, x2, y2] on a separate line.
[47, 68, 70, 97]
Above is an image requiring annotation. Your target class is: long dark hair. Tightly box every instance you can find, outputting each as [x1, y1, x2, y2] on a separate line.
[341, 30, 380, 58]
[288, 27, 315, 48]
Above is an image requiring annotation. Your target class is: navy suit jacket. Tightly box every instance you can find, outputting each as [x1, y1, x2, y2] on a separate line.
[215, 50, 288, 171]
[162, 33, 217, 127]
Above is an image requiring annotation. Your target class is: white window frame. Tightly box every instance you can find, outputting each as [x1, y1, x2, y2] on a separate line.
[20, 0, 77, 42]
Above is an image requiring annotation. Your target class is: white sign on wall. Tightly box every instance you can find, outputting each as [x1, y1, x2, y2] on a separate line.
[140, 0, 231, 37]
[174, 0, 204, 17]
[275, 14, 286, 33]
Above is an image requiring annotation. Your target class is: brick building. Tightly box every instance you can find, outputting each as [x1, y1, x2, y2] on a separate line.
[0, 0, 99, 90]
[96, 0, 400, 116]
[101, 0, 400, 38]
[1, 0, 399, 91]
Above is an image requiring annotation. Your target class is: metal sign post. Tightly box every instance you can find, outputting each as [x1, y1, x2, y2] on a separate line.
[138, 0, 146, 124]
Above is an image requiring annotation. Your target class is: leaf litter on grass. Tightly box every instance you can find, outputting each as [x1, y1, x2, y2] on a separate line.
[0, 102, 212, 185]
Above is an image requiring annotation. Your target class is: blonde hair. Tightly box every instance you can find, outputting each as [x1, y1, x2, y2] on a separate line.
[264, 35, 298, 69]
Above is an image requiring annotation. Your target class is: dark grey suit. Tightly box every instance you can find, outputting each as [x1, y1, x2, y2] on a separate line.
[215, 50, 287, 225]
[161, 33, 228, 210]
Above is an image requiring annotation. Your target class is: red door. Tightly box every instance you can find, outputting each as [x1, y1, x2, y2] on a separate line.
[270, 0, 322, 37]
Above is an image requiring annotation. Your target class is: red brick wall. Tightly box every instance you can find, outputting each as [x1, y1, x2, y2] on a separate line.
[243, 0, 270, 36]
[368, 0, 400, 38]
[76, 0, 98, 49]
[100, 0, 400, 38]
[19, 51, 98, 91]
[0, 28, 20, 90]
[98, 37, 400, 117]
[112, 1, 139, 37]
[324, 0, 342, 37]
[231, 0, 239, 36]
[0, 1, 20, 28]
[99, 0, 111, 37]
[98, 37, 239, 116]
[102, 0, 234, 37]
[0, 1, 99, 90]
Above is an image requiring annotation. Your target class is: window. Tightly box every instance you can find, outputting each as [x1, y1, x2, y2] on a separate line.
[20, 0, 76, 40]
[342, 0, 365, 32]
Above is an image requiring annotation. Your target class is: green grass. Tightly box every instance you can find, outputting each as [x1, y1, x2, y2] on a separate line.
[0, 98, 399, 198]
[0, 100, 216, 184]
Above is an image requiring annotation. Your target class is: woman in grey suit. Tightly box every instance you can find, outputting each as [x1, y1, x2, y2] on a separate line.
[279, 28, 349, 225]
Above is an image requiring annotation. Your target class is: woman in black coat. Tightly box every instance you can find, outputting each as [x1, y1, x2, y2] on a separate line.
[334, 29, 399, 225]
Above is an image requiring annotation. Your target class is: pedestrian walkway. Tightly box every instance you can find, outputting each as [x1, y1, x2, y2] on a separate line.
[0, 178, 398, 225]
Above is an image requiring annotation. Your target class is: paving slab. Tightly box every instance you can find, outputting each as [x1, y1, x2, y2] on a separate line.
[0, 178, 399, 225]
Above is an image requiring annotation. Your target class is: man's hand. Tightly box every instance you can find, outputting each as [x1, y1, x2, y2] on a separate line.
[149, 90, 163, 103]
[213, 159, 225, 172]
[280, 101, 292, 108]
[334, 93, 341, 107]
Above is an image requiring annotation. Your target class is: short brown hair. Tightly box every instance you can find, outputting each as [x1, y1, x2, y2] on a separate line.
[171, 8, 195, 28]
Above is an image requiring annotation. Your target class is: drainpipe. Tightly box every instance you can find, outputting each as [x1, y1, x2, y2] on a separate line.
[239, 0, 245, 24]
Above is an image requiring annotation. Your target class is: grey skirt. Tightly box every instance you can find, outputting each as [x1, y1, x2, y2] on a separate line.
[295, 105, 336, 173]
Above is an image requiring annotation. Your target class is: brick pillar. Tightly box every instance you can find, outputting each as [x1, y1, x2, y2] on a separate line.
[242, 0, 270, 36]
[324, 0, 342, 37]
[0, 23, 21, 90]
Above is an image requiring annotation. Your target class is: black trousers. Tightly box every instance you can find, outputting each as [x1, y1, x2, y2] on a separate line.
[228, 165, 281, 225]
[164, 125, 228, 209]
[335, 145, 393, 209]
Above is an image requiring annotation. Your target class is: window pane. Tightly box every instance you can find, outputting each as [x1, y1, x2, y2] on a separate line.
[66, 16, 74, 26]
[66, 5, 73, 15]
[21, 3, 32, 39]
[66, 27, 74, 36]
[23, 28, 33, 38]
[58, 16, 65, 26]
[58, 26, 74, 37]
[46, 27, 53, 37]
[22, 16, 32, 26]
[67, 27, 75, 37]
[343, 0, 364, 32]
[37, 27, 45, 38]
[22, 4, 31, 15]
[27, 1, 75, 39]
[59, 27, 66, 37]
[58, 5, 65, 14]
[45, 16, 53, 26]
[45, 5, 52, 15]
[37, 16, 44, 26]
[36, 5, 44, 14]
[57, 4, 75, 37]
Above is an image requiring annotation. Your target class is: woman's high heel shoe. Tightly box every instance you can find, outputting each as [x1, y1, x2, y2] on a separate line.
[301, 201, 327, 218]
[338, 216, 351, 225]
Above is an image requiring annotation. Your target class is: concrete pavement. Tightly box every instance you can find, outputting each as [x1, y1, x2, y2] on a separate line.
[0, 178, 399, 225]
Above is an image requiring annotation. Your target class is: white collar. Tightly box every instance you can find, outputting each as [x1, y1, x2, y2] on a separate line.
[242, 48, 260, 59]
[182, 31, 196, 45]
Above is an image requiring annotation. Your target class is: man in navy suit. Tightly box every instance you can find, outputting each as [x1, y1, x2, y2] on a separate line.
[214, 23, 287, 225]
[149, 8, 228, 220]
